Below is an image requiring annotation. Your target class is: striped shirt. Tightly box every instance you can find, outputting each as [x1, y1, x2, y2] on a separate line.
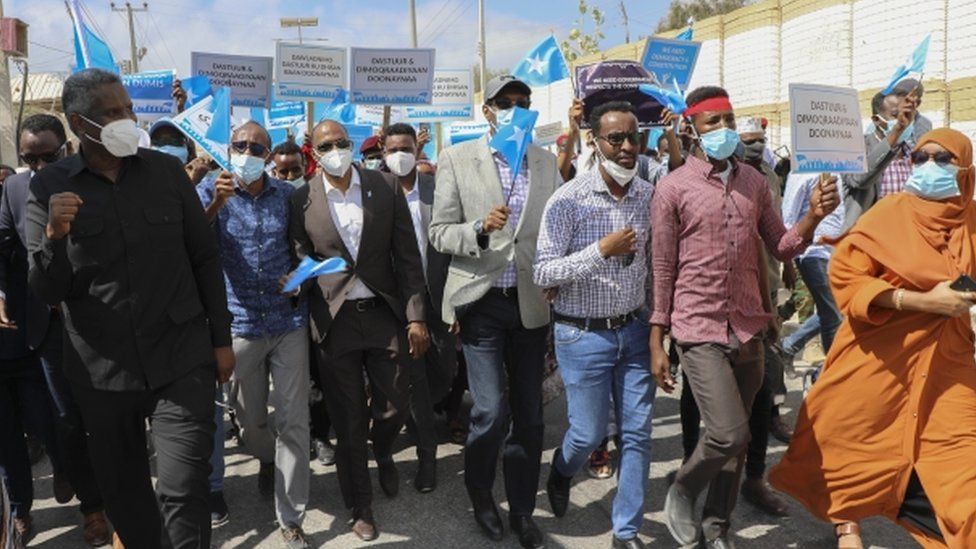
[489, 145, 529, 288]
[651, 156, 808, 345]
[534, 169, 654, 318]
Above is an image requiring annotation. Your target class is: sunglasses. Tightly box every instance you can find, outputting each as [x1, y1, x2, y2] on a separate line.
[597, 132, 641, 147]
[910, 150, 955, 166]
[231, 141, 268, 156]
[20, 147, 64, 166]
[315, 139, 352, 153]
[492, 97, 531, 110]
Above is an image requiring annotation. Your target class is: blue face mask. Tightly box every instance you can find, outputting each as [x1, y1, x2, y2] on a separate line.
[153, 145, 189, 164]
[904, 161, 960, 201]
[230, 153, 266, 184]
[698, 128, 740, 160]
[878, 118, 914, 144]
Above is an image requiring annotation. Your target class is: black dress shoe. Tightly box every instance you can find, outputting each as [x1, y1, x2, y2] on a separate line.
[468, 488, 503, 541]
[611, 535, 646, 549]
[376, 458, 399, 498]
[510, 515, 545, 549]
[414, 452, 437, 493]
[314, 438, 336, 466]
[546, 450, 572, 518]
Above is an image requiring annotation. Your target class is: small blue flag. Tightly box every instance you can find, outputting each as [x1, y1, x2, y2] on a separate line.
[205, 87, 232, 146]
[489, 106, 539, 179]
[321, 88, 356, 125]
[283, 256, 348, 294]
[182, 75, 213, 108]
[638, 79, 688, 115]
[881, 34, 930, 96]
[70, 0, 117, 73]
[675, 27, 693, 41]
[511, 36, 571, 87]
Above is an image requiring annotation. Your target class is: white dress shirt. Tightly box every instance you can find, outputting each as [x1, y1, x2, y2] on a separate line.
[404, 177, 428, 277]
[324, 169, 374, 299]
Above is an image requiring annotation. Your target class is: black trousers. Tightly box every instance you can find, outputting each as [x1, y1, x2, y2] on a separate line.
[317, 301, 409, 511]
[403, 302, 458, 457]
[73, 363, 216, 549]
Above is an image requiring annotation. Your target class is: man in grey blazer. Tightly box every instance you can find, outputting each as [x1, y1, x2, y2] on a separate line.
[841, 79, 932, 232]
[429, 75, 559, 549]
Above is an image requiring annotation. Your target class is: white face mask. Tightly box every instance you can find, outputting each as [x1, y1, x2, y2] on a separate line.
[230, 153, 266, 184]
[81, 115, 141, 158]
[596, 147, 637, 186]
[385, 151, 416, 177]
[319, 148, 353, 177]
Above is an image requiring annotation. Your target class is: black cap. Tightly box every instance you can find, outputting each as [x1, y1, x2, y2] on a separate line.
[890, 78, 924, 97]
[484, 75, 531, 104]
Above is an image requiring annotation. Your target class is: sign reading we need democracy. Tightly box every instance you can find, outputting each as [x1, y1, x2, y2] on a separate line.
[121, 70, 174, 121]
[350, 47, 436, 105]
[191, 52, 273, 108]
[275, 42, 347, 102]
[405, 68, 473, 122]
[789, 83, 867, 174]
[640, 37, 700, 91]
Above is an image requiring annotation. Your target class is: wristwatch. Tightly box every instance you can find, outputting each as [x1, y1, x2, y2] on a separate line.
[473, 219, 485, 235]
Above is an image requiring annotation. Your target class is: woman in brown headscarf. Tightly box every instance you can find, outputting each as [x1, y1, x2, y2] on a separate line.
[769, 128, 976, 549]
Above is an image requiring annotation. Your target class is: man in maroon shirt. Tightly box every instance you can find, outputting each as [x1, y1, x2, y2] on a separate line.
[650, 86, 839, 549]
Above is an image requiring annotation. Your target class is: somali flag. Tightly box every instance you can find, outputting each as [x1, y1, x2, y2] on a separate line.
[69, 0, 116, 72]
[511, 35, 570, 88]
[489, 106, 538, 179]
[881, 34, 930, 96]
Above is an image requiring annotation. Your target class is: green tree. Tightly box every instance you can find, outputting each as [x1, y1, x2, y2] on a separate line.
[560, 0, 606, 63]
[656, 0, 750, 33]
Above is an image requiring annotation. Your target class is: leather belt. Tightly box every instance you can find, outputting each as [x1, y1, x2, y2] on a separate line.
[554, 310, 640, 331]
[345, 298, 380, 312]
[487, 287, 518, 298]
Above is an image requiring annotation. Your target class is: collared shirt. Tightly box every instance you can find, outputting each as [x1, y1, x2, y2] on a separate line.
[197, 175, 306, 339]
[323, 169, 374, 299]
[489, 140, 529, 288]
[651, 156, 808, 345]
[879, 142, 913, 198]
[781, 172, 846, 261]
[535, 169, 653, 318]
[404, 177, 428, 275]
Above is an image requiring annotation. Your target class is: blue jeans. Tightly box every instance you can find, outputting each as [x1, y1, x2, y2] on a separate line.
[552, 315, 656, 539]
[781, 314, 820, 356]
[796, 256, 841, 354]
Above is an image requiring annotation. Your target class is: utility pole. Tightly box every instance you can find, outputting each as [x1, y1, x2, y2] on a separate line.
[0, 0, 17, 165]
[280, 17, 319, 137]
[111, 2, 148, 73]
[409, 0, 418, 48]
[478, 0, 486, 95]
[619, 1, 630, 44]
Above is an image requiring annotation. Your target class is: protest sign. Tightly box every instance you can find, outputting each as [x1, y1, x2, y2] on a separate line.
[171, 88, 231, 171]
[121, 70, 174, 121]
[267, 99, 306, 130]
[449, 121, 489, 145]
[405, 68, 473, 122]
[788, 83, 867, 174]
[191, 52, 273, 108]
[346, 124, 377, 161]
[640, 37, 701, 91]
[275, 42, 347, 102]
[349, 47, 436, 105]
[354, 104, 406, 126]
[574, 61, 663, 128]
[533, 121, 564, 147]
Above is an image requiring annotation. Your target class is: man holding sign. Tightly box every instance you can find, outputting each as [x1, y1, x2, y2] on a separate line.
[650, 86, 839, 548]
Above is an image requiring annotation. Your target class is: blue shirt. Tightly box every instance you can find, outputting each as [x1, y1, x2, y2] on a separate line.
[196, 175, 306, 339]
[781, 172, 846, 261]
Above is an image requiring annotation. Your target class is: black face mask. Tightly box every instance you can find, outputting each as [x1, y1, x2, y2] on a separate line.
[741, 141, 766, 162]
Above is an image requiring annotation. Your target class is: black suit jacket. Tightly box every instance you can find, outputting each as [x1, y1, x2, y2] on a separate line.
[417, 173, 450, 318]
[289, 167, 426, 343]
[26, 149, 232, 391]
[0, 171, 51, 351]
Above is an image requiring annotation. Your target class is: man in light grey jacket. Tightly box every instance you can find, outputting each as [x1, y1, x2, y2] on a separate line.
[429, 75, 559, 549]
[841, 79, 932, 232]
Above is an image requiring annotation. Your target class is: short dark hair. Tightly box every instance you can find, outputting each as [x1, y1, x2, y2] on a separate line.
[21, 113, 67, 145]
[589, 101, 636, 134]
[685, 86, 730, 110]
[62, 68, 122, 117]
[384, 123, 417, 141]
[0, 165, 14, 173]
[271, 138, 302, 158]
[232, 120, 271, 146]
[871, 92, 886, 116]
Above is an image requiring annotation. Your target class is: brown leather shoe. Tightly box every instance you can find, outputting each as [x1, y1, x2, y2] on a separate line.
[741, 477, 789, 517]
[350, 507, 378, 541]
[112, 531, 125, 549]
[84, 511, 111, 546]
[835, 522, 863, 549]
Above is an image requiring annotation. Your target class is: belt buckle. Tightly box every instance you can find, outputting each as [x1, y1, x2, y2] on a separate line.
[355, 300, 370, 312]
[501, 287, 514, 298]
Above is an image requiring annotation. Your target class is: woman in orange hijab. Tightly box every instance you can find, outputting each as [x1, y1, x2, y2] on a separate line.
[769, 128, 976, 549]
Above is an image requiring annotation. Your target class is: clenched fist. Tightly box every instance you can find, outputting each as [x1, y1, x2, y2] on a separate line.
[46, 192, 84, 240]
[598, 227, 638, 258]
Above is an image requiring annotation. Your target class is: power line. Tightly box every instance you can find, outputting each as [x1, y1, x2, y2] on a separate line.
[418, 0, 456, 39]
[421, 0, 471, 46]
[147, 10, 178, 69]
[419, 0, 465, 44]
[29, 41, 74, 55]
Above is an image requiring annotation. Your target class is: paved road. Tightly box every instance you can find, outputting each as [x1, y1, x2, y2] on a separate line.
[26, 364, 916, 549]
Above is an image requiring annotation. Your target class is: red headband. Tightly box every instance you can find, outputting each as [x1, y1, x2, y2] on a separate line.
[684, 96, 734, 117]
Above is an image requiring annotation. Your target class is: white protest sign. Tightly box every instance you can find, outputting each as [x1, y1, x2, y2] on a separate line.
[171, 93, 230, 171]
[533, 121, 564, 147]
[275, 42, 346, 102]
[405, 68, 473, 122]
[789, 83, 867, 174]
[354, 104, 406, 126]
[191, 52, 273, 108]
[350, 47, 436, 105]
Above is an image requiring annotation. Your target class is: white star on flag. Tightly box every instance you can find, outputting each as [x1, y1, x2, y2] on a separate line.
[507, 125, 527, 147]
[527, 54, 547, 75]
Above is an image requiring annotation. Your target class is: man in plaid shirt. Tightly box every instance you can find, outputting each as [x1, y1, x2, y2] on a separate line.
[536, 102, 659, 549]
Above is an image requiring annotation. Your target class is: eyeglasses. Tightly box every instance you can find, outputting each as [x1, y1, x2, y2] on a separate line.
[231, 141, 268, 156]
[20, 146, 65, 166]
[910, 150, 955, 166]
[492, 97, 531, 110]
[315, 139, 352, 154]
[597, 132, 641, 147]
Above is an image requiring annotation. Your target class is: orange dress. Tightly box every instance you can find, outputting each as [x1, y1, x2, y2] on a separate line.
[769, 129, 976, 548]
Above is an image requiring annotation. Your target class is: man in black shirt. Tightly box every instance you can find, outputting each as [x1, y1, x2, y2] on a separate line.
[26, 68, 234, 548]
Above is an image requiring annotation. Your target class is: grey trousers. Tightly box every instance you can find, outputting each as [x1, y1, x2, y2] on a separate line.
[229, 327, 310, 528]
[675, 329, 764, 541]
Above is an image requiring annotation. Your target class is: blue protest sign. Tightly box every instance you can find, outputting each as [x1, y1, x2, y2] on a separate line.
[283, 256, 347, 294]
[121, 70, 175, 121]
[267, 99, 306, 130]
[449, 121, 489, 145]
[346, 124, 376, 161]
[640, 37, 701, 91]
